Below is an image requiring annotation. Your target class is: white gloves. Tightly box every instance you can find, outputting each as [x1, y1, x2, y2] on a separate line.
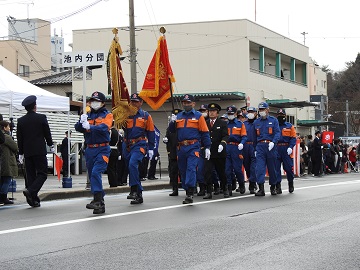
[19, 154, 24, 164]
[268, 142, 274, 151]
[205, 148, 211, 160]
[238, 143, 244, 151]
[80, 114, 88, 123]
[163, 137, 168, 143]
[118, 155, 121, 160]
[82, 121, 90, 130]
[287, 148, 293, 155]
[148, 150, 154, 160]
[218, 145, 224, 153]
[171, 114, 177, 122]
[50, 145, 55, 153]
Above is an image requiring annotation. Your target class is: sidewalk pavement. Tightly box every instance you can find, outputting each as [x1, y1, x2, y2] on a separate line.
[8, 173, 171, 204]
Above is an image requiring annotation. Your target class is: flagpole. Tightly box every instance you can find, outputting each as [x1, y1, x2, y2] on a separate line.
[160, 27, 175, 112]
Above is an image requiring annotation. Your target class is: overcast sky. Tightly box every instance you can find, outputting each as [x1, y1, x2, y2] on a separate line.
[0, 0, 359, 72]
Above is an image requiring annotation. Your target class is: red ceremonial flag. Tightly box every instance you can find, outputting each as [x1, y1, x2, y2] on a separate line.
[54, 154, 63, 181]
[321, 131, 334, 144]
[107, 28, 137, 128]
[139, 35, 175, 110]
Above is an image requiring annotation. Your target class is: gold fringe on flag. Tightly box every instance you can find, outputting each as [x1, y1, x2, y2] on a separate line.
[107, 28, 137, 128]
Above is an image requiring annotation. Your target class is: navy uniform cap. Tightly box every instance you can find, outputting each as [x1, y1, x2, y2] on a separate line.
[247, 106, 257, 112]
[89, 91, 106, 102]
[240, 106, 247, 110]
[198, 104, 208, 111]
[130, 93, 142, 102]
[277, 108, 286, 115]
[207, 103, 221, 111]
[258, 102, 269, 109]
[226, 105, 237, 114]
[181, 94, 195, 102]
[172, 108, 182, 115]
[21, 95, 37, 107]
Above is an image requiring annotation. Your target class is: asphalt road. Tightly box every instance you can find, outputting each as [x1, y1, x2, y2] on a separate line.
[1, 173, 360, 270]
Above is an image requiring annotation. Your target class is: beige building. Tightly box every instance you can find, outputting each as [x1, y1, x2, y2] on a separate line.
[0, 18, 51, 81]
[71, 19, 324, 130]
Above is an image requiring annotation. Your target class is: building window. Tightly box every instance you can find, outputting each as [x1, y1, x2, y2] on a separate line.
[286, 115, 295, 124]
[0, 60, 3, 66]
[324, 80, 326, 88]
[19, 65, 30, 77]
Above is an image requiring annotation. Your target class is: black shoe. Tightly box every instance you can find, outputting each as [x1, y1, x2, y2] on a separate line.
[148, 177, 158, 180]
[183, 195, 193, 204]
[33, 201, 41, 208]
[228, 185, 233, 196]
[197, 190, 206, 196]
[249, 182, 256, 194]
[203, 193, 213, 199]
[169, 190, 178, 196]
[276, 183, 282, 194]
[140, 178, 147, 181]
[86, 200, 97, 209]
[23, 189, 34, 207]
[223, 187, 229, 198]
[130, 193, 143, 204]
[239, 183, 246, 194]
[213, 188, 220, 195]
[127, 185, 138, 199]
[288, 181, 294, 193]
[3, 198, 14, 205]
[255, 184, 265, 196]
[270, 185, 277, 195]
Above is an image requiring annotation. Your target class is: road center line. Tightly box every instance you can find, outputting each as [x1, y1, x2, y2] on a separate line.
[1, 179, 360, 236]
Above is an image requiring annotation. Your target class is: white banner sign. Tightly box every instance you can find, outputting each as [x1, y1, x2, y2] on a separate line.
[62, 51, 106, 67]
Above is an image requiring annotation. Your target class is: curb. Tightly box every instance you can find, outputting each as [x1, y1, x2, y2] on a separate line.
[39, 183, 171, 201]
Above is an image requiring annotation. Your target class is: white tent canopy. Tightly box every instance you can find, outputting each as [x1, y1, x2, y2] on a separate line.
[0, 65, 69, 114]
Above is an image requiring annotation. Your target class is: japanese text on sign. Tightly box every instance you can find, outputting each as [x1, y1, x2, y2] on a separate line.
[62, 51, 106, 67]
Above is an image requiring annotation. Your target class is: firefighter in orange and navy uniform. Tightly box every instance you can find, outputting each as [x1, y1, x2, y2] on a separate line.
[75, 91, 113, 214]
[275, 108, 296, 194]
[254, 102, 281, 196]
[170, 94, 211, 204]
[226, 106, 248, 195]
[123, 93, 155, 204]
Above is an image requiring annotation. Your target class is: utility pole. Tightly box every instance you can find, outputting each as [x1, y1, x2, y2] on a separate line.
[300, 31, 308, 45]
[346, 100, 349, 136]
[254, 0, 257, 22]
[129, 0, 137, 94]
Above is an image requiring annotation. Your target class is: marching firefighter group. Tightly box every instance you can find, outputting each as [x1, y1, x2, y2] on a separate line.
[4, 91, 296, 214]
[164, 94, 296, 204]
[74, 91, 296, 214]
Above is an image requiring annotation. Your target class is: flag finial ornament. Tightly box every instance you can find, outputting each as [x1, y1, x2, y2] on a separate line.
[159, 27, 166, 34]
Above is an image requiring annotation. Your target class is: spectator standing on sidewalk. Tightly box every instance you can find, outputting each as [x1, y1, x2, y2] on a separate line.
[60, 130, 71, 178]
[0, 121, 17, 205]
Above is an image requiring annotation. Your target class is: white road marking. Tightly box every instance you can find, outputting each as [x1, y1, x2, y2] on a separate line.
[0, 179, 360, 236]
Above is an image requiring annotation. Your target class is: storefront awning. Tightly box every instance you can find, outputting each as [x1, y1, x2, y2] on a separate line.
[297, 120, 344, 127]
[172, 91, 246, 101]
[267, 99, 319, 108]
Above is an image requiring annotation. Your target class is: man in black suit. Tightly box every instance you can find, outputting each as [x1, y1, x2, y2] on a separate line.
[311, 130, 323, 177]
[17, 95, 54, 207]
[60, 130, 71, 177]
[203, 103, 229, 199]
